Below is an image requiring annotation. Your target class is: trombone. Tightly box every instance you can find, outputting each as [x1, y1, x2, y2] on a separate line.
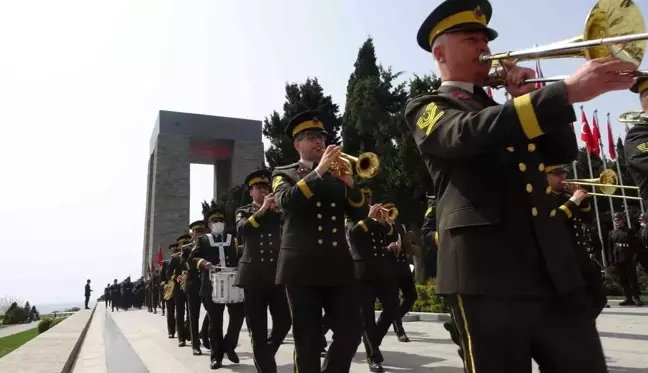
[618, 109, 648, 124]
[564, 169, 642, 200]
[486, 0, 648, 88]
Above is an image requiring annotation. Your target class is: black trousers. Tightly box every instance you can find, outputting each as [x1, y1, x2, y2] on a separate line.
[391, 275, 417, 336]
[244, 285, 291, 373]
[285, 283, 362, 373]
[615, 261, 640, 299]
[159, 289, 166, 314]
[201, 313, 210, 347]
[203, 296, 246, 362]
[187, 289, 203, 349]
[445, 292, 607, 373]
[85, 295, 90, 309]
[165, 297, 176, 336]
[111, 295, 120, 311]
[358, 279, 399, 363]
[174, 290, 188, 342]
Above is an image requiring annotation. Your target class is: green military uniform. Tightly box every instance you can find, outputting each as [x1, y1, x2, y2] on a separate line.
[406, 1, 606, 372]
[625, 77, 648, 209]
[235, 169, 291, 373]
[168, 239, 189, 346]
[420, 195, 438, 279]
[188, 205, 245, 369]
[184, 221, 208, 355]
[272, 110, 369, 373]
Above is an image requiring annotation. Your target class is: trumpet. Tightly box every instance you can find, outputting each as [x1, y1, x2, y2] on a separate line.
[563, 169, 642, 200]
[375, 206, 398, 223]
[618, 110, 647, 124]
[485, 0, 648, 88]
[328, 151, 380, 179]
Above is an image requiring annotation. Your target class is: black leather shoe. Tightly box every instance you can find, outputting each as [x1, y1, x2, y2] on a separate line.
[369, 362, 384, 372]
[620, 298, 634, 306]
[168, 334, 175, 339]
[635, 298, 644, 306]
[226, 350, 239, 363]
[398, 333, 410, 343]
[178, 341, 186, 347]
[210, 360, 222, 370]
[193, 348, 202, 356]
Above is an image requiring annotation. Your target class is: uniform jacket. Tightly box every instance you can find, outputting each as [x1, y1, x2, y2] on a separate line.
[639, 225, 648, 251]
[234, 203, 282, 288]
[187, 233, 239, 297]
[272, 161, 369, 286]
[608, 227, 641, 265]
[110, 284, 120, 297]
[386, 224, 412, 278]
[624, 123, 648, 208]
[405, 82, 582, 296]
[348, 218, 395, 281]
[421, 198, 438, 249]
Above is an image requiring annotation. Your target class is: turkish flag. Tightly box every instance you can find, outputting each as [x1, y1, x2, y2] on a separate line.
[580, 109, 595, 155]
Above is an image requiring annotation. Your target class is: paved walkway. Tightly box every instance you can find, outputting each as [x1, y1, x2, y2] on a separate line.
[0, 320, 40, 338]
[72, 302, 648, 373]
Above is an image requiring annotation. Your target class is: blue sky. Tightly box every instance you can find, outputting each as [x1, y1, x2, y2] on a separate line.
[0, 0, 645, 304]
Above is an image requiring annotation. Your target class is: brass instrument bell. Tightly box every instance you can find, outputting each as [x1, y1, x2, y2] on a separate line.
[565, 169, 642, 200]
[330, 152, 380, 179]
[486, 0, 648, 88]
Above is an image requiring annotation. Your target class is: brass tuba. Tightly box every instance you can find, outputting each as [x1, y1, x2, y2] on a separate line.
[330, 152, 380, 179]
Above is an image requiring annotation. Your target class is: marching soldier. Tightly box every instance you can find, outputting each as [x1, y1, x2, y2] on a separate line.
[405, 0, 634, 370]
[110, 279, 120, 312]
[188, 204, 245, 370]
[185, 220, 210, 355]
[172, 234, 192, 347]
[151, 269, 159, 314]
[381, 199, 417, 343]
[348, 201, 399, 372]
[608, 213, 644, 306]
[272, 109, 369, 373]
[625, 77, 648, 210]
[235, 169, 291, 373]
[163, 243, 179, 339]
[545, 165, 606, 317]
[104, 284, 111, 308]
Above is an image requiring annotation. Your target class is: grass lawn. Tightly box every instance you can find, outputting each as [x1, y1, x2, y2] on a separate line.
[0, 327, 39, 358]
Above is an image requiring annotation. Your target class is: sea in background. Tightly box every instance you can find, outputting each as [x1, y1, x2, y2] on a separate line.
[35, 302, 83, 314]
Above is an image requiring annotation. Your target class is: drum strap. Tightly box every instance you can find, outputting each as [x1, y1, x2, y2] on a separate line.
[207, 233, 232, 267]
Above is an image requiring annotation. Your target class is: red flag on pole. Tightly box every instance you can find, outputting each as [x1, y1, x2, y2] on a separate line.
[591, 111, 601, 158]
[150, 258, 155, 273]
[535, 61, 546, 89]
[580, 108, 595, 154]
[487, 86, 493, 98]
[156, 247, 163, 266]
[607, 114, 616, 160]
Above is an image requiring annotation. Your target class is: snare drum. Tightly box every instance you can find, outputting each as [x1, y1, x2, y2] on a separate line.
[210, 268, 244, 304]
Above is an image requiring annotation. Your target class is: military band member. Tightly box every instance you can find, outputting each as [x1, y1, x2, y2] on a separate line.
[188, 205, 245, 370]
[174, 234, 193, 347]
[608, 213, 644, 306]
[381, 200, 417, 343]
[405, 0, 634, 371]
[348, 202, 400, 372]
[163, 243, 179, 339]
[272, 109, 369, 373]
[626, 77, 648, 210]
[234, 169, 291, 373]
[110, 279, 120, 312]
[545, 165, 606, 317]
[151, 270, 159, 314]
[184, 220, 210, 355]
[104, 284, 111, 308]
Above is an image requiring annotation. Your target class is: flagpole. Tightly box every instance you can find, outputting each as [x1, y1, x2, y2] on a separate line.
[608, 113, 633, 227]
[582, 106, 607, 268]
[595, 110, 616, 222]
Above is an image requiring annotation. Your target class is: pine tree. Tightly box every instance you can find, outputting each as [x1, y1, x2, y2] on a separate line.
[262, 78, 342, 168]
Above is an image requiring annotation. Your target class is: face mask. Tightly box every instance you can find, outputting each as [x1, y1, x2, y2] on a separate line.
[211, 222, 225, 235]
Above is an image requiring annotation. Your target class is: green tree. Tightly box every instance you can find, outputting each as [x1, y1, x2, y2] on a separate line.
[263, 78, 342, 168]
[216, 184, 251, 228]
